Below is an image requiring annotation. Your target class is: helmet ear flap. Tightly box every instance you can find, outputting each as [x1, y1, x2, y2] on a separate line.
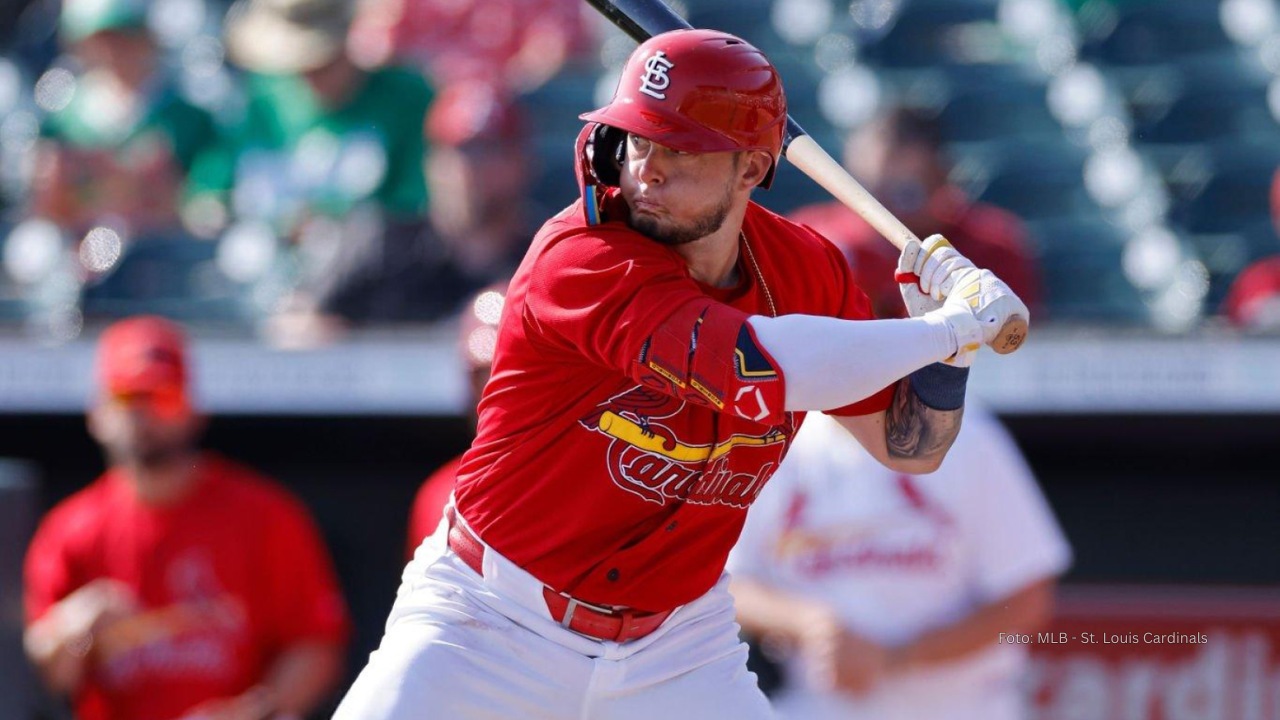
[588, 124, 626, 188]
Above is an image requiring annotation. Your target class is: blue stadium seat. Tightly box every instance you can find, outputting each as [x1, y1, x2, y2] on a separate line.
[1025, 217, 1149, 323]
[959, 141, 1098, 220]
[1169, 141, 1280, 235]
[1115, 56, 1277, 147]
[857, 0, 1001, 68]
[79, 235, 258, 326]
[882, 65, 1063, 143]
[1190, 217, 1277, 309]
[685, 0, 777, 43]
[1079, 2, 1233, 66]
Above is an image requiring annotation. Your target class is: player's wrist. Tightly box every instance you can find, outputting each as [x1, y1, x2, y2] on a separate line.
[909, 363, 969, 411]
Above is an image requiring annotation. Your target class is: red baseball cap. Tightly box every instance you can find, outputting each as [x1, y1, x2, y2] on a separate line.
[96, 316, 190, 408]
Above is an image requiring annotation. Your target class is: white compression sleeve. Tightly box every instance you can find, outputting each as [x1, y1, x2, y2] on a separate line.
[747, 313, 957, 412]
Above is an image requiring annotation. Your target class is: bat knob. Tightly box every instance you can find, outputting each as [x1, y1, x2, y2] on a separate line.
[992, 315, 1028, 355]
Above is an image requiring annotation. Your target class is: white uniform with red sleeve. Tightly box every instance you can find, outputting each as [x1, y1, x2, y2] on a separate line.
[728, 405, 1071, 720]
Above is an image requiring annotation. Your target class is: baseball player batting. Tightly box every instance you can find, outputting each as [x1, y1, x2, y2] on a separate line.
[334, 29, 1028, 719]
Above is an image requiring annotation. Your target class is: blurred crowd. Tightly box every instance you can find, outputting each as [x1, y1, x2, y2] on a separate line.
[0, 0, 593, 345]
[0, 0, 1280, 345]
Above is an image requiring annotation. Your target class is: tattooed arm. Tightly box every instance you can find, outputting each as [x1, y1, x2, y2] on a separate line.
[834, 376, 965, 474]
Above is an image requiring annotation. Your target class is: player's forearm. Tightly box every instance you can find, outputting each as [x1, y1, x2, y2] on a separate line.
[747, 314, 956, 412]
[259, 641, 346, 717]
[889, 578, 1056, 673]
[883, 373, 966, 473]
[729, 577, 831, 646]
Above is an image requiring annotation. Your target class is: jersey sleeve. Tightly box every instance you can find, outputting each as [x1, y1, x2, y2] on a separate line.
[525, 228, 789, 425]
[259, 494, 352, 650]
[816, 234, 897, 417]
[960, 413, 1073, 600]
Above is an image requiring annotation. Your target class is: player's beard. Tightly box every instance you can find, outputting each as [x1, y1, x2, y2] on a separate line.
[106, 423, 196, 470]
[629, 183, 734, 247]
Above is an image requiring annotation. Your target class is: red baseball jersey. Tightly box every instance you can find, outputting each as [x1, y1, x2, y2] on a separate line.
[24, 455, 351, 720]
[790, 187, 1042, 320]
[453, 190, 894, 613]
[407, 454, 462, 558]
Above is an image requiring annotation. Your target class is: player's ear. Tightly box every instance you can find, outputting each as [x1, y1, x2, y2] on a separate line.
[737, 150, 772, 190]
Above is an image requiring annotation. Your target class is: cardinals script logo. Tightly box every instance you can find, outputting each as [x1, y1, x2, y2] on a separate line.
[580, 385, 791, 508]
[638, 51, 675, 100]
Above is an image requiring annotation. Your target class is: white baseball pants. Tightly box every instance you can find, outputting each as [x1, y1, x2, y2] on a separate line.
[332, 521, 775, 719]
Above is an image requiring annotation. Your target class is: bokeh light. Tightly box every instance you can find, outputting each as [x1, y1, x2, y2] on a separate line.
[217, 221, 277, 284]
[78, 227, 123, 274]
[771, 0, 834, 46]
[818, 64, 882, 129]
[33, 68, 75, 113]
[1221, 0, 1278, 47]
[3, 219, 63, 285]
[472, 290, 506, 326]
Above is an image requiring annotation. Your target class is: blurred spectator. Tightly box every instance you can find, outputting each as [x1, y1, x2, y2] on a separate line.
[728, 406, 1071, 719]
[28, 0, 215, 240]
[425, 82, 535, 284]
[406, 280, 508, 556]
[188, 0, 462, 339]
[23, 316, 350, 720]
[1220, 169, 1280, 330]
[790, 106, 1042, 320]
[348, 0, 595, 92]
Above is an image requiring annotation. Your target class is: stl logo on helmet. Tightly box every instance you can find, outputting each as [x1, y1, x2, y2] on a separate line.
[638, 51, 675, 100]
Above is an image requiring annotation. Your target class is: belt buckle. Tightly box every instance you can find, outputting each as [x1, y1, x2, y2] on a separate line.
[556, 591, 619, 628]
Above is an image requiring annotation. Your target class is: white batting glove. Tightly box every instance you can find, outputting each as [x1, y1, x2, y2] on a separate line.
[943, 267, 1031, 347]
[897, 234, 977, 302]
[896, 238, 942, 318]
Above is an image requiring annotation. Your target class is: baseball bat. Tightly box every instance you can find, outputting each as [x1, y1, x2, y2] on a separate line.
[582, 0, 1028, 355]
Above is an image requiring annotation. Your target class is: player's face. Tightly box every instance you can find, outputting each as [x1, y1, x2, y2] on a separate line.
[620, 134, 739, 246]
[88, 390, 200, 467]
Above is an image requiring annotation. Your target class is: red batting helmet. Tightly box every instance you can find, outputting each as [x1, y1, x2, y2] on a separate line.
[579, 29, 788, 193]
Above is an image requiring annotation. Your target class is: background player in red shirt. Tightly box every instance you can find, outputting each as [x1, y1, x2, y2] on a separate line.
[336, 29, 1029, 719]
[790, 105, 1042, 320]
[24, 316, 351, 720]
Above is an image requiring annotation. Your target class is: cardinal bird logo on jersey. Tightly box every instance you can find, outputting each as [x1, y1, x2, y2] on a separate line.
[579, 385, 792, 508]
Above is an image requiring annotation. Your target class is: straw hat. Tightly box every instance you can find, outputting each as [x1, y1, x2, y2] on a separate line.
[225, 0, 353, 73]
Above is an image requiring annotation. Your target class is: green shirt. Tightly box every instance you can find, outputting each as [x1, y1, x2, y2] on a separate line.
[189, 65, 433, 228]
[42, 76, 215, 171]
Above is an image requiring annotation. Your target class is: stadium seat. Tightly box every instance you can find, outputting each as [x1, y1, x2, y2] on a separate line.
[881, 65, 1063, 143]
[1190, 218, 1278, 310]
[1114, 55, 1277, 147]
[1025, 216, 1150, 323]
[79, 236, 258, 326]
[1168, 141, 1280, 235]
[856, 0, 1002, 68]
[1078, 2, 1233, 66]
[685, 0, 777, 43]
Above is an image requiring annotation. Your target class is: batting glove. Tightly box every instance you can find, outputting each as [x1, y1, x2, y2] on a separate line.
[896, 234, 977, 302]
[944, 267, 1031, 347]
[896, 238, 942, 319]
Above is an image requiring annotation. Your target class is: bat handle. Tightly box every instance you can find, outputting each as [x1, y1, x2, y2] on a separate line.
[993, 315, 1028, 355]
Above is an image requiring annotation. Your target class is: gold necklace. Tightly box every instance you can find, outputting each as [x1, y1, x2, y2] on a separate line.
[741, 232, 777, 317]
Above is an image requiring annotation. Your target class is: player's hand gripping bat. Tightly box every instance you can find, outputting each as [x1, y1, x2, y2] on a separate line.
[583, 0, 1028, 354]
